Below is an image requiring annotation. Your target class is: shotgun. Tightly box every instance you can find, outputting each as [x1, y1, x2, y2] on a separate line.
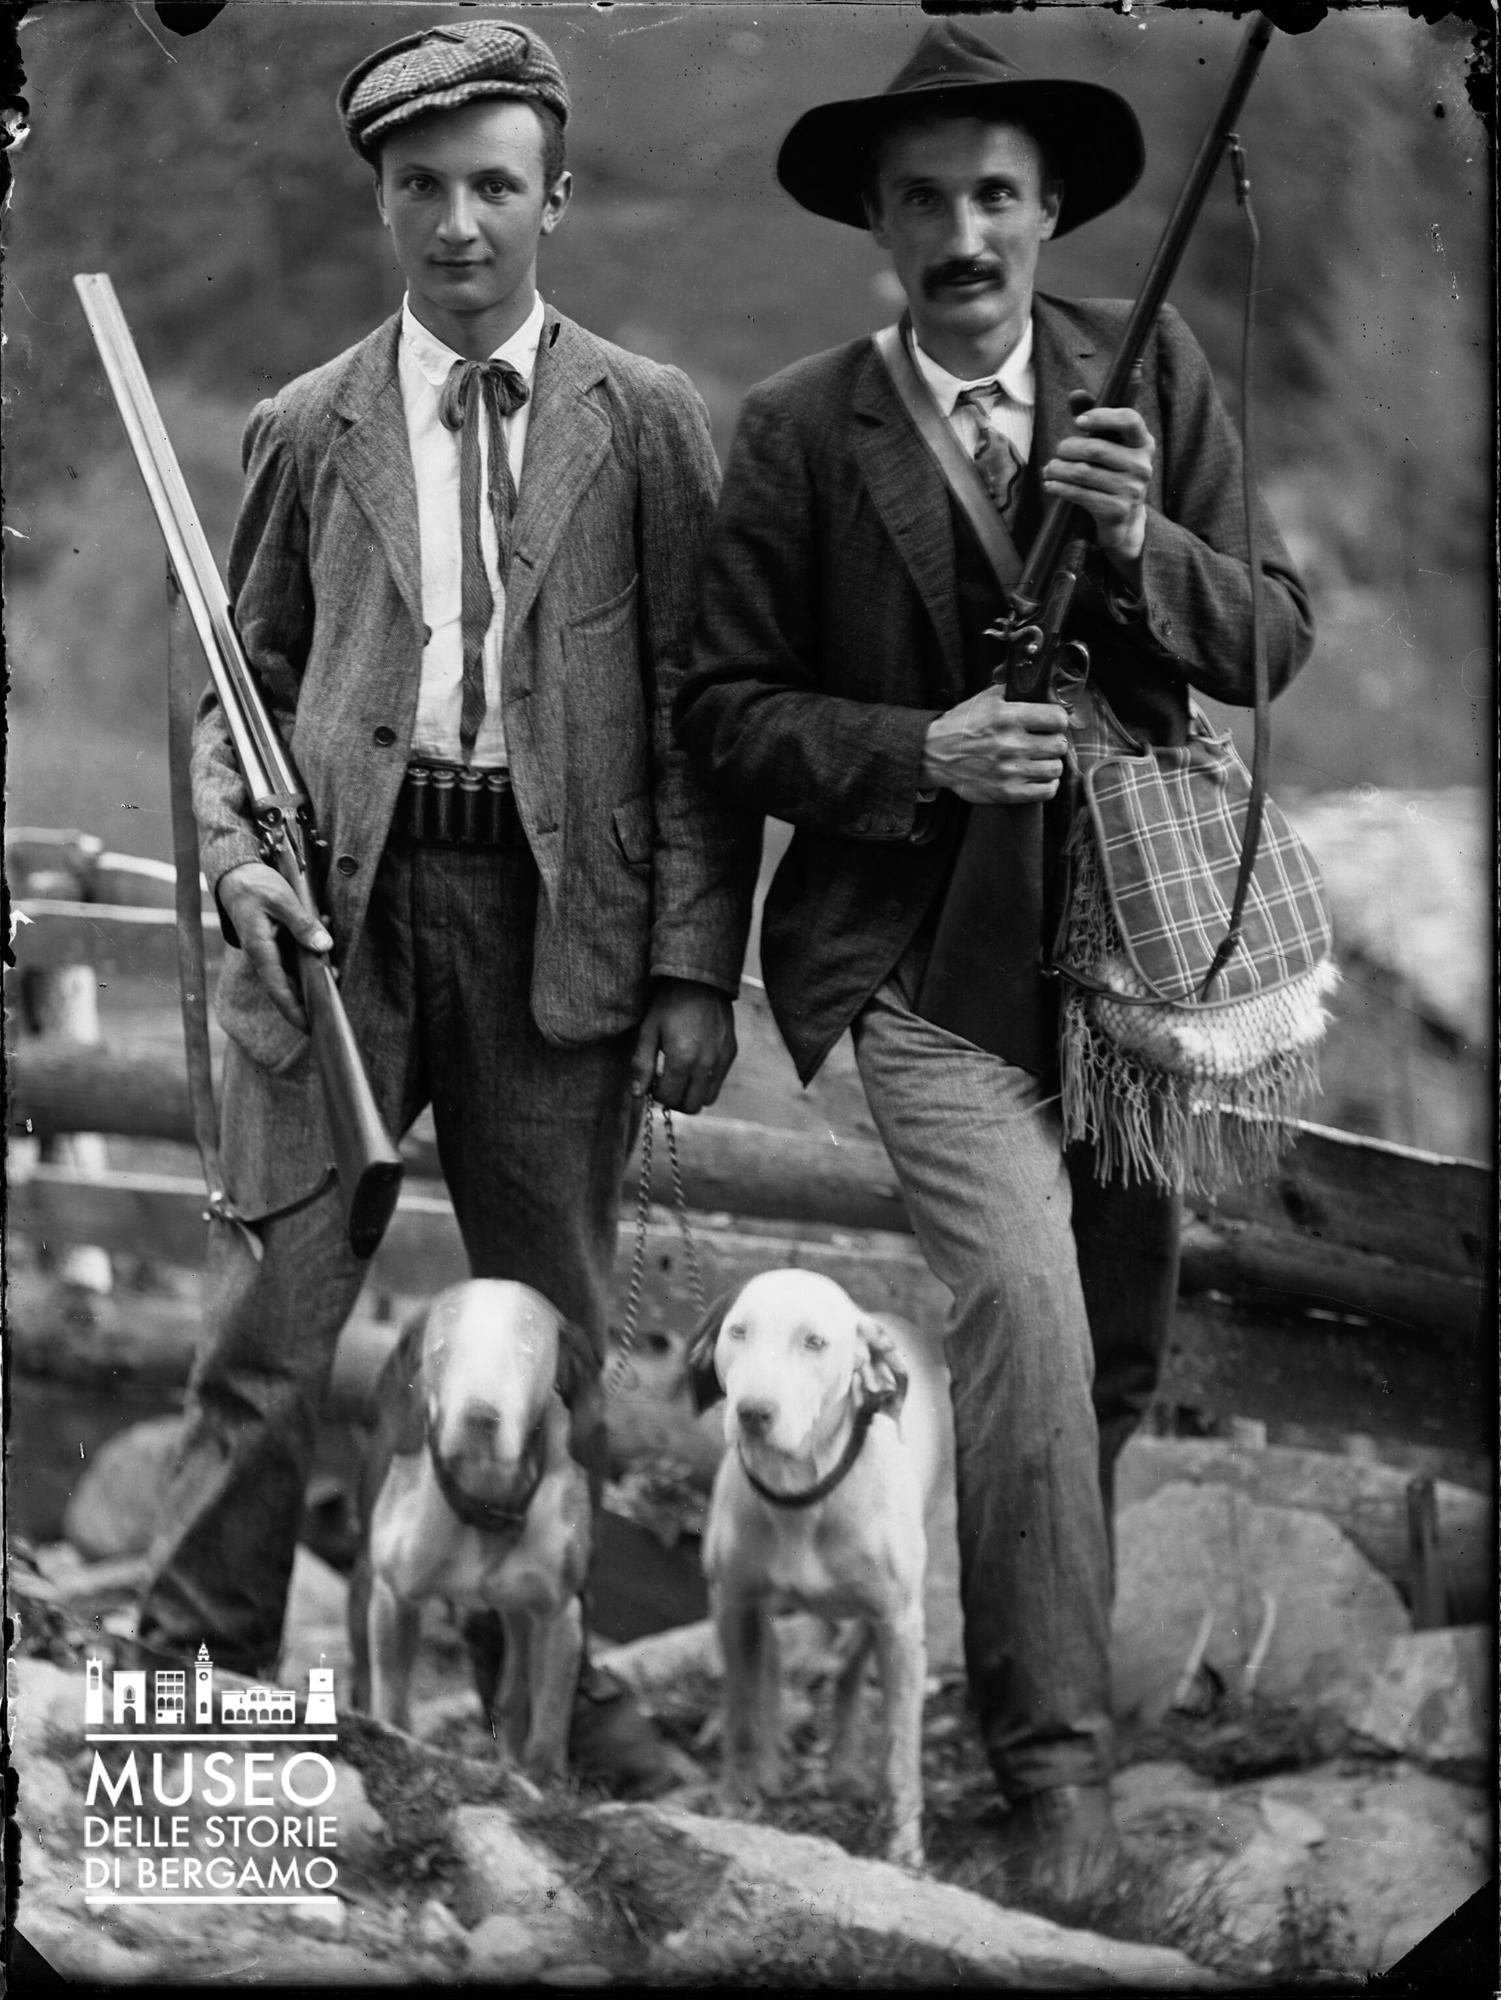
[916, 14, 1278, 1054]
[73, 271, 404, 1259]
[1000, 11, 1276, 704]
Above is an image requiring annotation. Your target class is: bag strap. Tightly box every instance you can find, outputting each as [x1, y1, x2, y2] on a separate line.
[872, 320, 1024, 600]
[1197, 133, 1269, 999]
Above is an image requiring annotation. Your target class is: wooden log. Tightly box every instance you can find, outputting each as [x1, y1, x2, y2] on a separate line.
[10, 1047, 908, 1235]
[1178, 1214, 1486, 1338]
[1116, 1435, 1490, 1624]
[13, 1041, 1494, 1304]
[8, 902, 222, 983]
[10, 1039, 202, 1144]
[1196, 1118, 1491, 1282]
[1159, 1291, 1488, 1469]
[11, 1112, 1488, 1337]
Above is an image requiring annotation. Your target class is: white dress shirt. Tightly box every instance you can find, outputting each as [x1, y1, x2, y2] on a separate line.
[910, 318, 1035, 469]
[398, 293, 546, 768]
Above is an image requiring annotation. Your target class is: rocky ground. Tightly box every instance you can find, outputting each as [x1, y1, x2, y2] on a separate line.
[10, 1512, 1491, 1990]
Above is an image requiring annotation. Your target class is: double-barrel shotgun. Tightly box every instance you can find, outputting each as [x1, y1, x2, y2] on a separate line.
[74, 271, 403, 1259]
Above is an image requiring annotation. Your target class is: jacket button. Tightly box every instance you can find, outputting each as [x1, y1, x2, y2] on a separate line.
[372, 725, 396, 747]
[336, 855, 358, 877]
[856, 812, 872, 834]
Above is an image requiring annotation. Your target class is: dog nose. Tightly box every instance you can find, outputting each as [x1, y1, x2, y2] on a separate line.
[736, 1399, 774, 1438]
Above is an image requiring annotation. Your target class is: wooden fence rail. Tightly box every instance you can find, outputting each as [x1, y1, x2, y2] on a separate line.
[9, 1036, 1491, 1338]
[7, 831, 1495, 1469]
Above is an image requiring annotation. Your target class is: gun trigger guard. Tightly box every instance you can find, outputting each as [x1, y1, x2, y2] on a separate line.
[204, 1189, 266, 1264]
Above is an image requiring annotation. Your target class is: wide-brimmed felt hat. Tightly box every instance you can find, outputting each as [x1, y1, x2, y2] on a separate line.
[339, 19, 569, 162]
[776, 21, 1144, 237]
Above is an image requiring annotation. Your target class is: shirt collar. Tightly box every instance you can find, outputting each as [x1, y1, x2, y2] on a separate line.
[909, 317, 1034, 417]
[400, 292, 547, 391]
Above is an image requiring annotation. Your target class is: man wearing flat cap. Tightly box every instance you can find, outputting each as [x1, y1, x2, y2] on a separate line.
[135, 18, 758, 1794]
[678, 22, 1313, 1893]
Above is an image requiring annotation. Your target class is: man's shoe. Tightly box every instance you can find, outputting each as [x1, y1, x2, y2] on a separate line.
[993, 1782, 1124, 1907]
[568, 1662, 685, 1801]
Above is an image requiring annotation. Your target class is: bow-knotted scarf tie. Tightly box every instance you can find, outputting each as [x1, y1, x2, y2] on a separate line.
[439, 357, 530, 761]
[955, 384, 1025, 525]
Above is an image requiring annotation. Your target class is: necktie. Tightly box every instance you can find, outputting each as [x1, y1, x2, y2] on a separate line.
[955, 385, 1024, 523]
[439, 357, 530, 762]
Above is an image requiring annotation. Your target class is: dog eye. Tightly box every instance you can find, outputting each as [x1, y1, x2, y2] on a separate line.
[804, 1334, 827, 1351]
[726, 1325, 745, 1341]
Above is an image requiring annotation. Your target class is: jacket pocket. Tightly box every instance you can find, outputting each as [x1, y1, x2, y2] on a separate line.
[214, 948, 311, 1077]
[611, 793, 654, 868]
[568, 572, 640, 639]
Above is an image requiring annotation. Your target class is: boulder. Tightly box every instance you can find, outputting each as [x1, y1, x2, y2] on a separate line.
[1110, 1754, 1489, 1977]
[63, 1415, 183, 1559]
[1351, 1625, 1492, 1772]
[449, 1803, 588, 1928]
[415, 1896, 468, 1953]
[590, 1802, 1218, 1988]
[1111, 1483, 1411, 1722]
[464, 1912, 546, 1982]
[286, 1897, 346, 1939]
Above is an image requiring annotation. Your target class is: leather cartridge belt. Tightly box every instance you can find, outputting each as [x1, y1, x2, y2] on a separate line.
[397, 762, 524, 847]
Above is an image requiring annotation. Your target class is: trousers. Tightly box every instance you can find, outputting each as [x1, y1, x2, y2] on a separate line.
[853, 971, 1126, 1797]
[137, 838, 635, 1672]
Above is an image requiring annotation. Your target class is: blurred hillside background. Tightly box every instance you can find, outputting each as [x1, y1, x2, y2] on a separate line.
[3, 3, 1493, 1154]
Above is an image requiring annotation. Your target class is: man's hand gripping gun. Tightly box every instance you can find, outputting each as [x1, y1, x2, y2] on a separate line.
[74, 272, 404, 1259]
[997, 12, 1275, 711]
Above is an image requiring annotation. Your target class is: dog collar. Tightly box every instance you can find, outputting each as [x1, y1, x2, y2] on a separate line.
[736, 1404, 879, 1510]
[426, 1421, 545, 1535]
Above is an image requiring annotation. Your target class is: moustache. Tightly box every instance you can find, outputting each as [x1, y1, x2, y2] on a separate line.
[924, 260, 1004, 294]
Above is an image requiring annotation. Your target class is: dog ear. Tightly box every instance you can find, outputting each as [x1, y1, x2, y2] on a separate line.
[554, 1317, 599, 1407]
[856, 1315, 909, 1420]
[384, 1309, 430, 1457]
[684, 1290, 735, 1413]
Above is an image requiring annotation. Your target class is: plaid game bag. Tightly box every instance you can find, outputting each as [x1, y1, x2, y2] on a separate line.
[1054, 685, 1338, 1193]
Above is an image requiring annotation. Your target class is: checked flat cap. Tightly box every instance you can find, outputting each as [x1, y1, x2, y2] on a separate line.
[338, 19, 569, 161]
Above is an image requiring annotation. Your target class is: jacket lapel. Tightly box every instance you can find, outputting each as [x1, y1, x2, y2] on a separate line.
[328, 315, 423, 632]
[852, 341, 965, 699]
[504, 309, 612, 641]
[1030, 293, 1106, 479]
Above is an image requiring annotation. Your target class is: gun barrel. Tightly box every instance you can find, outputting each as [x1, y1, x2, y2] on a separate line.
[1010, 12, 1276, 618]
[72, 274, 297, 819]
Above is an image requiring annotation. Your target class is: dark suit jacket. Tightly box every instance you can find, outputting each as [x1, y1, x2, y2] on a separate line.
[196, 307, 760, 1076]
[675, 293, 1315, 1083]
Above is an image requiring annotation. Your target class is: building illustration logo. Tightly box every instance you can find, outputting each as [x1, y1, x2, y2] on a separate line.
[83, 1646, 339, 1735]
[80, 1646, 342, 1911]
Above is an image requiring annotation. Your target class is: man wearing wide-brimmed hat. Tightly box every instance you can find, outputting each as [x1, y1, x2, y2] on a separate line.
[133, 18, 759, 1795]
[678, 22, 1313, 1894]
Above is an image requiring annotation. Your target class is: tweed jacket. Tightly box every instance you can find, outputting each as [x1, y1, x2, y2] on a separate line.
[676, 293, 1315, 1083]
[196, 307, 759, 1074]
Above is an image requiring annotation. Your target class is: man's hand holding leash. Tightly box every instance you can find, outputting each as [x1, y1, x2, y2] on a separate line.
[631, 978, 737, 1114]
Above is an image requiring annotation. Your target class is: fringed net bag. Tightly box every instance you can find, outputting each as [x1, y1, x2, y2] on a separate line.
[1054, 687, 1337, 1193]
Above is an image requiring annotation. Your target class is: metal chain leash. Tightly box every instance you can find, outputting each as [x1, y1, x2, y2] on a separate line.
[606, 1099, 706, 1393]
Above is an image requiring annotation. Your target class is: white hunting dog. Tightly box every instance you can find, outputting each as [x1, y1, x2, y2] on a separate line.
[348, 1279, 593, 1782]
[689, 1270, 942, 1867]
